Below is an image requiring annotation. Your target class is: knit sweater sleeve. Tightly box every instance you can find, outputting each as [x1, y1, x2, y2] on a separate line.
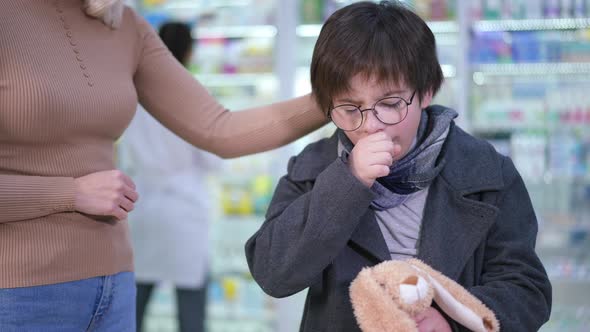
[0, 175, 76, 223]
[131, 12, 327, 159]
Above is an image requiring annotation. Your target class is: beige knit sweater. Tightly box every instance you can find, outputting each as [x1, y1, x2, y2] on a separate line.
[0, 0, 326, 288]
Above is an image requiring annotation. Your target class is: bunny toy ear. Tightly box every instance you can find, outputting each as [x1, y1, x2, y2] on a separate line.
[406, 259, 500, 332]
[350, 267, 419, 332]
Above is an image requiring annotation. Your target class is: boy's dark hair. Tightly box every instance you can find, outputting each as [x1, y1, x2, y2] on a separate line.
[159, 22, 193, 66]
[310, 1, 443, 113]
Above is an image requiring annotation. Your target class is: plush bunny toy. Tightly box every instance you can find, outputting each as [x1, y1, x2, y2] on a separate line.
[349, 259, 500, 332]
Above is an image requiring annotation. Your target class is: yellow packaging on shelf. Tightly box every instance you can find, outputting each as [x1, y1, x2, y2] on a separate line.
[221, 277, 239, 302]
[252, 174, 273, 215]
[221, 184, 254, 216]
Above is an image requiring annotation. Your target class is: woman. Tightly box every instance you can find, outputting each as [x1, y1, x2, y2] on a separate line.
[0, 1, 326, 331]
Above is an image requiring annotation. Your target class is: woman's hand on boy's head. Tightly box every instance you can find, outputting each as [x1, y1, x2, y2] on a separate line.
[347, 132, 400, 187]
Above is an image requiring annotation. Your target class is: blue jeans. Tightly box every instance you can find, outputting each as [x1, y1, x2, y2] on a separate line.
[0, 272, 136, 332]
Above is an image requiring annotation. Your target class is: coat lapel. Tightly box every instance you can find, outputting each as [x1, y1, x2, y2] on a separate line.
[417, 177, 499, 279]
[415, 120, 505, 279]
[349, 210, 391, 263]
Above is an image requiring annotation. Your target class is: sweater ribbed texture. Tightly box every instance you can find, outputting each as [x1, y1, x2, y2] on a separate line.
[0, 0, 325, 288]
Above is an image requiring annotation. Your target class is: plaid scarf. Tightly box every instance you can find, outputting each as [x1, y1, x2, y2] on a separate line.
[338, 105, 458, 210]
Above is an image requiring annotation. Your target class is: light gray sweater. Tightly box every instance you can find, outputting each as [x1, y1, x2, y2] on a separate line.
[375, 188, 428, 260]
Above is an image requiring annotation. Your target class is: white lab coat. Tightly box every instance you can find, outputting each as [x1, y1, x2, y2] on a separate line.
[118, 107, 220, 288]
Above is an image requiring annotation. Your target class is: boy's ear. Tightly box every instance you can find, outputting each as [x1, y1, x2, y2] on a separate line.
[419, 90, 434, 109]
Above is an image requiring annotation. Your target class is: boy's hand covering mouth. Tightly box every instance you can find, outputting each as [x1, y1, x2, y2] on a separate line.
[348, 132, 401, 187]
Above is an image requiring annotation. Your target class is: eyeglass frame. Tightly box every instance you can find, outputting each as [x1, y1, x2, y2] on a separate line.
[328, 90, 417, 131]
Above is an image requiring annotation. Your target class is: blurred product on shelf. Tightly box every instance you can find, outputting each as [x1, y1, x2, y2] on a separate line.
[472, 82, 590, 132]
[221, 179, 255, 215]
[140, 0, 276, 26]
[220, 176, 274, 216]
[399, 0, 457, 20]
[207, 274, 272, 321]
[471, 30, 590, 64]
[219, 157, 275, 216]
[195, 37, 274, 74]
[300, 0, 324, 23]
[471, 0, 590, 20]
[301, 0, 456, 23]
[511, 132, 548, 180]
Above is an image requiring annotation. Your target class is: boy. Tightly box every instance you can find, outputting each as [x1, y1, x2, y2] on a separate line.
[245, 1, 551, 331]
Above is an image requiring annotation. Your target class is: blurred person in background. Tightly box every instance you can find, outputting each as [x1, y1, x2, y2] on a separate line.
[0, 1, 326, 331]
[119, 22, 216, 332]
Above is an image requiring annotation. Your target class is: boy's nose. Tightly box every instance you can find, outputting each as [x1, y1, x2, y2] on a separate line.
[362, 110, 387, 134]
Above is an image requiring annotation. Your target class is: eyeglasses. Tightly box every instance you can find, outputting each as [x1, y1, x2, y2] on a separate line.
[328, 91, 416, 131]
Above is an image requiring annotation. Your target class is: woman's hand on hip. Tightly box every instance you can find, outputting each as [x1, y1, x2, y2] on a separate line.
[74, 170, 139, 221]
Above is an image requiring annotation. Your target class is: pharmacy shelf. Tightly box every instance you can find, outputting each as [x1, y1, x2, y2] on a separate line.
[473, 18, 590, 32]
[208, 319, 273, 332]
[471, 125, 546, 135]
[295, 20, 458, 37]
[472, 125, 590, 137]
[427, 20, 460, 33]
[208, 304, 274, 322]
[154, 0, 255, 12]
[194, 25, 277, 39]
[472, 63, 590, 78]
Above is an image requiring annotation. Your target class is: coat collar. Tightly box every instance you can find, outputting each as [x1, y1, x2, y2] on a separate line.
[290, 107, 505, 269]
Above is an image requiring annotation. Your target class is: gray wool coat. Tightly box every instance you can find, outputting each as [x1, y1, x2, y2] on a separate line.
[245, 112, 552, 332]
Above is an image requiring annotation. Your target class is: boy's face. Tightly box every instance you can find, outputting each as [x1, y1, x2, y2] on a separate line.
[333, 74, 432, 162]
